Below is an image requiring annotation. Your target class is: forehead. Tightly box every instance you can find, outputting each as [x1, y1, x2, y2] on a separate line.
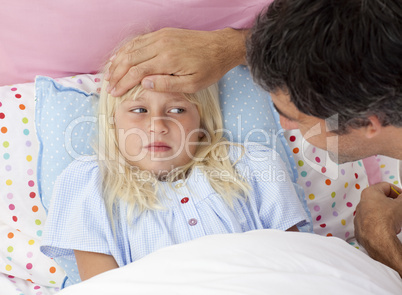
[270, 90, 303, 121]
[270, 89, 329, 127]
[123, 88, 188, 102]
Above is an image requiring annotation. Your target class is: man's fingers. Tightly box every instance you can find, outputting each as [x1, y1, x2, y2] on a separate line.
[106, 44, 132, 81]
[390, 185, 402, 198]
[381, 182, 401, 199]
[105, 27, 238, 95]
[110, 64, 156, 97]
[106, 34, 157, 89]
[107, 28, 197, 91]
[107, 51, 152, 93]
[365, 182, 402, 199]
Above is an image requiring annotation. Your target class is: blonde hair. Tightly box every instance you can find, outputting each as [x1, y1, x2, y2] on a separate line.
[96, 79, 250, 221]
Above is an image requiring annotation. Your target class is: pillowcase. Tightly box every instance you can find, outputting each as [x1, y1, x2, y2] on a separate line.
[35, 75, 101, 211]
[369, 155, 400, 186]
[0, 0, 271, 86]
[285, 130, 400, 245]
[285, 129, 370, 245]
[361, 155, 400, 186]
[0, 81, 65, 290]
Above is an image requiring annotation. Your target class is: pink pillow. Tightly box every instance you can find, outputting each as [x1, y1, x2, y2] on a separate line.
[0, 0, 270, 86]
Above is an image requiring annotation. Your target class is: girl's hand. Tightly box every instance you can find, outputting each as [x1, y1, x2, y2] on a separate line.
[105, 27, 248, 96]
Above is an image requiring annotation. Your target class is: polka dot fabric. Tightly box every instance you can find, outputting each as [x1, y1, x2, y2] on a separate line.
[285, 129, 369, 245]
[35, 75, 101, 212]
[35, 75, 102, 288]
[0, 273, 59, 295]
[374, 155, 400, 187]
[219, 66, 299, 180]
[0, 81, 63, 294]
[219, 66, 312, 232]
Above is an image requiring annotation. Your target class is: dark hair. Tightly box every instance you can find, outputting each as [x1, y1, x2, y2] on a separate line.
[247, 0, 402, 134]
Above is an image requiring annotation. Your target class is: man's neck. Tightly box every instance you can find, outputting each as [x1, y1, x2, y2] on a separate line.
[378, 125, 402, 160]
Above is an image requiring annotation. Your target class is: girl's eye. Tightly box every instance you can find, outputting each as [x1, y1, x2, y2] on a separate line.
[131, 108, 147, 113]
[169, 108, 184, 114]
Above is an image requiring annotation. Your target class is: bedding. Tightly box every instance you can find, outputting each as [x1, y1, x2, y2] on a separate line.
[1, 1, 401, 293]
[56, 229, 402, 295]
[285, 131, 400, 242]
[286, 130, 369, 242]
[0, 81, 64, 294]
[1, 70, 400, 293]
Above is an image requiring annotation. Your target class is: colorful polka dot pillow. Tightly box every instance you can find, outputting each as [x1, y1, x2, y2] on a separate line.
[284, 129, 400, 246]
[286, 130, 401, 245]
[363, 154, 400, 187]
[0, 81, 65, 292]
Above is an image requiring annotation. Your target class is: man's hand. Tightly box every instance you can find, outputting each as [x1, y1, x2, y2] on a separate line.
[354, 182, 402, 277]
[105, 27, 248, 96]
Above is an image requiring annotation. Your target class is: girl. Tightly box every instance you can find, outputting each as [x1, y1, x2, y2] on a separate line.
[41, 79, 309, 285]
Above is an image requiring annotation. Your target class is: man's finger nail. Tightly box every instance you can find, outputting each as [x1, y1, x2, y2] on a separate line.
[143, 79, 154, 89]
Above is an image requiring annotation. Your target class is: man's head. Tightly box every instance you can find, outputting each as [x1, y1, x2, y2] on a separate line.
[247, 0, 402, 162]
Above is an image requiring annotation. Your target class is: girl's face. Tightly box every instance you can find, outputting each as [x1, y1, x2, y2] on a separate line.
[114, 89, 203, 177]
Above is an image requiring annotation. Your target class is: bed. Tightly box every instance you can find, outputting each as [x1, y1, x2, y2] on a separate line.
[0, 1, 401, 294]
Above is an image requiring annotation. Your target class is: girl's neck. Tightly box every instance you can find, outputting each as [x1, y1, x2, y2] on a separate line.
[158, 168, 192, 182]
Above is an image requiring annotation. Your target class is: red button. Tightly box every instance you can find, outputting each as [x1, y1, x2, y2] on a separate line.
[181, 197, 189, 204]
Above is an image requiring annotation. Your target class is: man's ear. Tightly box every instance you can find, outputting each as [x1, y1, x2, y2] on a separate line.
[365, 115, 383, 139]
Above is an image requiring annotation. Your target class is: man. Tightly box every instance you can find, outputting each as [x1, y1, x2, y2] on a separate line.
[247, 0, 402, 277]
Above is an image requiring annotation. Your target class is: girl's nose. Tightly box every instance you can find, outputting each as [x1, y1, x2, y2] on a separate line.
[150, 117, 169, 134]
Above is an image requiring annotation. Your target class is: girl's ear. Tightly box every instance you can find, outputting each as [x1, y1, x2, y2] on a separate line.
[364, 115, 382, 139]
[197, 126, 207, 139]
[198, 130, 205, 139]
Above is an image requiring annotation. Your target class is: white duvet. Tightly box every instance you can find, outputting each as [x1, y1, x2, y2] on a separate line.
[58, 230, 402, 295]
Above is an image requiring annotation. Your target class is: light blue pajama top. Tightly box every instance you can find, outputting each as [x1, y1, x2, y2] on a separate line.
[41, 143, 309, 285]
